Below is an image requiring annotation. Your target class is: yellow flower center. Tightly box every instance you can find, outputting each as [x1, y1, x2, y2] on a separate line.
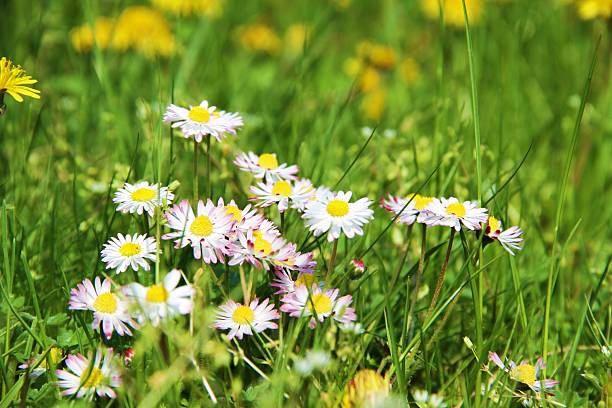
[188, 106, 211, 123]
[488, 216, 500, 232]
[326, 199, 349, 217]
[131, 187, 156, 202]
[146, 285, 169, 303]
[446, 202, 466, 218]
[295, 273, 315, 288]
[232, 305, 255, 324]
[408, 193, 433, 211]
[254, 236, 273, 256]
[190, 215, 213, 237]
[225, 205, 243, 222]
[119, 242, 141, 257]
[271, 180, 292, 197]
[81, 367, 104, 388]
[308, 293, 333, 315]
[510, 364, 536, 385]
[92, 293, 118, 314]
[258, 153, 279, 170]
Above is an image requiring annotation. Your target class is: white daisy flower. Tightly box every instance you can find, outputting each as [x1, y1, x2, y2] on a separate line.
[162, 199, 235, 263]
[485, 216, 524, 255]
[19, 347, 63, 378]
[421, 197, 488, 231]
[280, 285, 357, 328]
[163, 100, 243, 143]
[100, 233, 157, 274]
[228, 227, 291, 270]
[113, 181, 174, 217]
[380, 193, 434, 225]
[55, 348, 121, 399]
[413, 389, 447, 408]
[69, 277, 137, 339]
[271, 270, 319, 294]
[272, 244, 317, 273]
[488, 352, 559, 393]
[124, 269, 194, 327]
[217, 198, 266, 236]
[302, 191, 374, 242]
[294, 350, 331, 375]
[234, 152, 299, 181]
[213, 298, 279, 340]
[249, 178, 315, 213]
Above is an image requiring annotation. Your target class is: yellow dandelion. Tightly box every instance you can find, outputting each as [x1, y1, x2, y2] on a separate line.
[366, 44, 397, 70]
[151, 0, 224, 18]
[285, 23, 310, 55]
[0, 57, 40, 104]
[70, 18, 121, 53]
[399, 57, 421, 85]
[360, 88, 386, 121]
[115, 6, 176, 57]
[358, 66, 382, 93]
[237, 23, 280, 55]
[342, 369, 390, 408]
[576, 0, 612, 19]
[421, 0, 483, 27]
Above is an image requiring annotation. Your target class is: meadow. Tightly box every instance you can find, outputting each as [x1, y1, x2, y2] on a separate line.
[0, 0, 611, 406]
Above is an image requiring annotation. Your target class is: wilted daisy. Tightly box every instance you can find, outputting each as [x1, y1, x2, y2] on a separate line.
[69, 277, 137, 339]
[55, 348, 121, 399]
[380, 193, 434, 225]
[213, 298, 279, 340]
[272, 270, 319, 294]
[341, 369, 390, 408]
[234, 152, 299, 181]
[485, 216, 524, 255]
[250, 178, 315, 213]
[488, 352, 559, 393]
[163, 199, 235, 263]
[113, 181, 174, 217]
[163, 100, 243, 143]
[0, 57, 40, 104]
[124, 269, 194, 326]
[280, 285, 356, 328]
[302, 191, 374, 242]
[100, 233, 157, 274]
[421, 197, 488, 231]
[19, 347, 63, 378]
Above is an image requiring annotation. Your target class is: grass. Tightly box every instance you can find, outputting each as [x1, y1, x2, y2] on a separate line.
[1, 0, 611, 407]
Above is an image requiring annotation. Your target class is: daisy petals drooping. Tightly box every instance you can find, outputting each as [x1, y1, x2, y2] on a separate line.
[234, 151, 299, 181]
[100, 233, 157, 274]
[113, 181, 174, 217]
[380, 193, 434, 225]
[213, 298, 279, 340]
[163, 100, 243, 143]
[421, 197, 487, 231]
[485, 216, 524, 255]
[55, 348, 121, 399]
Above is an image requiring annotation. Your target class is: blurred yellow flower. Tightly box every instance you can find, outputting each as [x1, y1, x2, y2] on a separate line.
[151, 0, 224, 18]
[0, 57, 40, 103]
[421, 0, 483, 27]
[70, 18, 122, 52]
[237, 23, 280, 55]
[360, 88, 386, 121]
[341, 369, 390, 408]
[285, 24, 310, 55]
[359, 66, 381, 93]
[576, 0, 612, 19]
[399, 57, 421, 85]
[343, 57, 362, 77]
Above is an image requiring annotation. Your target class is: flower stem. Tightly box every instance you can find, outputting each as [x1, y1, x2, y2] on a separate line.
[327, 240, 338, 279]
[206, 136, 211, 199]
[427, 228, 455, 316]
[193, 139, 199, 201]
[407, 224, 427, 340]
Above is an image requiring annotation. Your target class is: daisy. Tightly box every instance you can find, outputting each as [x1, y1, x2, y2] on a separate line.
[113, 181, 174, 217]
[217, 198, 265, 235]
[0, 57, 40, 103]
[229, 227, 292, 270]
[302, 191, 374, 242]
[124, 269, 194, 326]
[488, 352, 559, 393]
[69, 277, 137, 339]
[55, 348, 121, 399]
[421, 197, 488, 231]
[273, 243, 317, 273]
[280, 285, 357, 328]
[100, 233, 157, 274]
[213, 298, 279, 340]
[413, 389, 447, 408]
[19, 347, 63, 378]
[234, 152, 299, 181]
[271, 270, 319, 294]
[163, 199, 235, 263]
[250, 178, 315, 213]
[163, 100, 243, 143]
[380, 193, 434, 225]
[485, 216, 524, 255]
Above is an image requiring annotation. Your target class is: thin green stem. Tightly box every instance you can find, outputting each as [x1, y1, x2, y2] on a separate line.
[327, 240, 338, 279]
[206, 136, 211, 199]
[427, 229, 455, 316]
[193, 139, 199, 201]
[407, 224, 427, 341]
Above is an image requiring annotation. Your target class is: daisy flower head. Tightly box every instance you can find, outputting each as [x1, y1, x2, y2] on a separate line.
[19, 347, 64, 378]
[69, 277, 137, 339]
[229, 227, 290, 270]
[213, 298, 279, 340]
[280, 285, 357, 328]
[163, 100, 243, 143]
[302, 191, 374, 242]
[113, 181, 174, 217]
[250, 178, 315, 213]
[163, 199, 235, 263]
[273, 244, 317, 273]
[100, 233, 157, 274]
[380, 193, 434, 226]
[485, 216, 524, 255]
[413, 389, 447, 408]
[0, 57, 40, 104]
[124, 269, 194, 327]
[488, 352, 559, 393]
[421, 197, 488, 231]
[272, 270, 320, 294]
[217, 197, 265, 235]
[55, 348, 121, 399]
[234, 152, 299, 181]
